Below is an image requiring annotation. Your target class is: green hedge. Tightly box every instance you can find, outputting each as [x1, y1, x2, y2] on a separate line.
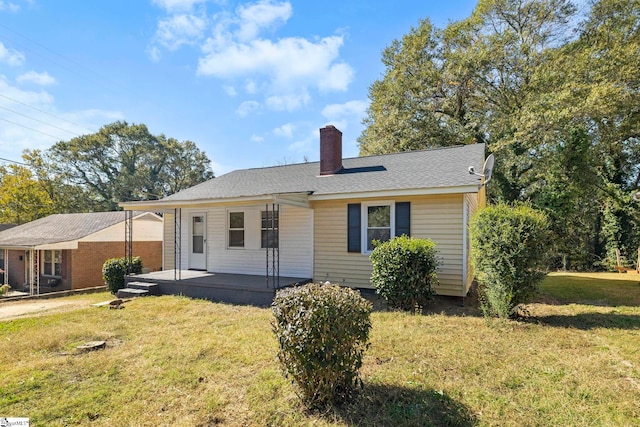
[370, 235, 438, 311]
[470, 203, 549, 318]
[102, 257, 143, 294]
[272, 283, 372, 408]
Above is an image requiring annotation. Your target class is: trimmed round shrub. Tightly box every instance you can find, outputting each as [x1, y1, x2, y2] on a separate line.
[469, 203, 549, 319]
[272, 283, 372, 408]
[102, 256, 143, 293]
[369, 235, 439, 311]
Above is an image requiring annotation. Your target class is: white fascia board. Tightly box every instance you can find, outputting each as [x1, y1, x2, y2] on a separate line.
[308, 185, 481, 201]
[119, 194, 276, 210]
[34, 241, 79, 250]
[0, 245, 35, 250]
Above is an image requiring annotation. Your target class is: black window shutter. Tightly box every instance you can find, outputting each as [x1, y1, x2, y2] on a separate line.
[395, 202, 411, 237]
[347, 203, 361, 252]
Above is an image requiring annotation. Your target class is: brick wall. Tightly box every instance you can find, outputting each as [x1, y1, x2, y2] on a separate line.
[70, 241, 162, 289]
[5, 249, 25, 287]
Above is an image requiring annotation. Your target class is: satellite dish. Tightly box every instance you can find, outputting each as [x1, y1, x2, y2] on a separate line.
[468, 153, 495, 187]
[483, 154, 495, 186]
[633, 191, 640, 202]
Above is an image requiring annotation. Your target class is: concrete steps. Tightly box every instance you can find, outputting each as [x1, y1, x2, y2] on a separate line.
[116, 281, 159, 298]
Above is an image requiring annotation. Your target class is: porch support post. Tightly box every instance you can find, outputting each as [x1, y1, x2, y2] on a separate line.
[124, 210, 133, 274]
[265, 203, 280, 289]
[175, 208, 182, 281]
[3, 248, 8, 286]
[36, 250, 40, 295]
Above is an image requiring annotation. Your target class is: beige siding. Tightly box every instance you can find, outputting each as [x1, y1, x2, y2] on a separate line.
[80, 214, 163, 242]
[464, 193, 478, 294]
[312, 194, 468, 296]
[164, 213, 175, 270]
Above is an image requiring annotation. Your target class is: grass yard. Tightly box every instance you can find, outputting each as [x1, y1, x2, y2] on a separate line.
[0, 273, 639, 426]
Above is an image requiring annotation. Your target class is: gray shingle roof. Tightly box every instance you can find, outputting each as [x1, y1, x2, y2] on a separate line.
[162, 143, 486, 202]
[0, 211, 147, 248]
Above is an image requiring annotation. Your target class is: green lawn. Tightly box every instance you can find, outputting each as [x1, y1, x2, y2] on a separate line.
[0, 273, 639, 426]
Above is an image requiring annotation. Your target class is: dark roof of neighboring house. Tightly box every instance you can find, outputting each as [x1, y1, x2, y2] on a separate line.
[0, 224, 17, 232]
[160, 143, 485, 202]
[0, 211, 151, 248]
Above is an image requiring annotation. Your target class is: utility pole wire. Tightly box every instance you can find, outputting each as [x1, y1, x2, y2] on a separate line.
[0, 105, 83, 137]
[0, 94, 95, 134]
[0, 117, 65, 141]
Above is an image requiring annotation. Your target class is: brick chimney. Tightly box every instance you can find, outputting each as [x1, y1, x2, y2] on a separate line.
[319, 125, 343, 175]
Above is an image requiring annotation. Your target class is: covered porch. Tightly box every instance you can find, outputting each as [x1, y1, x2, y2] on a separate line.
[124, 269, 311, 306]
[120, 191, 314, 305]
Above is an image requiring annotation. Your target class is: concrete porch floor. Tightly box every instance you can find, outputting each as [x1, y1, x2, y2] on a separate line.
[125, 270, 312, 306]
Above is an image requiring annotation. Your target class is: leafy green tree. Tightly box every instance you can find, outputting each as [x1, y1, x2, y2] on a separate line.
[360, 0, 640, 269]
[34, 121, 214, 211]
[0, 165, 54, 224]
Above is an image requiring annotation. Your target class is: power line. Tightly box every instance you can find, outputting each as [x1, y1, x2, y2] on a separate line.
[0, 117, 66, 141]
[0, 157, 29, 166]
[0, 94, 95, 134]
[0, 105, 83, 137]
[0, 23, 129, 93]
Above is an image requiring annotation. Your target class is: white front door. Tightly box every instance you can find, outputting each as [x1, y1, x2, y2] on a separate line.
[189, 213, 207, 270]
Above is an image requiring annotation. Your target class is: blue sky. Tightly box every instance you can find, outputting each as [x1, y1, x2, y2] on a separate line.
[0, 0, 478, 175]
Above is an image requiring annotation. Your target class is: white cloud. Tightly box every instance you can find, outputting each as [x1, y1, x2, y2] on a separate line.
[0, 1, 20, 12]
[150, 0, 354, 115]
[250, 134, 264, 143]
[153, 13, 208, 52]
[265, 91, 309, 111]
[235, 0, 292, 42]
[273, 123, 294, 138]
[321, 100, 368, 121]
[224, 85, 237, 96]
[0, 41, 25, 66]
[245, 79, 257, 94]
[152, 0, 208, 12]
[236, 100, 260, 117]
[16, 71, 56, 86]
[288, 128, 317, 153]
[198, 35, 352, 91]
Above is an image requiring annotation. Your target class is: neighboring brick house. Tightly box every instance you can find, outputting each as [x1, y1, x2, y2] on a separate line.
[0, 212, 162, 294]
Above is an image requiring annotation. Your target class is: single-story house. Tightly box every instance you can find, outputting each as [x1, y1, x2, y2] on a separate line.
[119, 126, 486, 304]
[0, 211, 163, 294]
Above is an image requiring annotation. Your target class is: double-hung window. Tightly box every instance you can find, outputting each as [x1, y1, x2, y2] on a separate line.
[43, 250, 62, 276]
[261, 210, 279, 249]
[228, 212, 245, 248]
[364, 203, 393, 252]
[348, 201, 409, 254]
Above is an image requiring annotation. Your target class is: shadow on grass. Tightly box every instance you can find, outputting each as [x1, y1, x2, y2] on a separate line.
[535, 312, 640, 330]
[323, 383, 477, 427]
[358, 289, 483, 318]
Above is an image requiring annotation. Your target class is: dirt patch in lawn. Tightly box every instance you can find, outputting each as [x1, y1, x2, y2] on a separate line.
[0, 299, 93, 321]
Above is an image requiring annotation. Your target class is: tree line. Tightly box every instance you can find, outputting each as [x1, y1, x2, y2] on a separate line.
[0, 121, 213, 223]
[359, 0, 640, 270]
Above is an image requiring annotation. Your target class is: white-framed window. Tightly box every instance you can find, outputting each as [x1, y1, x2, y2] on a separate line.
[43, 249, 62, 276]
[261, 210, 279, 249]
[228, 211, 245, 248]
[362, 202, 395, 253]
[0, 249, 4, 270]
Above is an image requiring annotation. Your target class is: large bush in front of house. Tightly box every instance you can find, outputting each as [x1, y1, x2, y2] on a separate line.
[102, 256, 143, 293]
[370, 235, 439, 311]
[470, 203, 550, 319]
[272, 283, 372, 408]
